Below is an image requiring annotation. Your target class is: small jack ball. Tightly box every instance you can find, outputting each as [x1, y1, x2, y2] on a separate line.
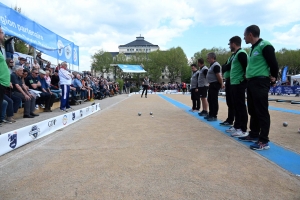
[283, 122, 288, 127]
[138, 112, 142, 116]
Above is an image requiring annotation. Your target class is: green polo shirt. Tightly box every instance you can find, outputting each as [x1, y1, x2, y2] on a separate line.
[231, 49, 248, 85]
[246, 40, 272, 79]
[0, 53, 10, 87]
[223, 54, 235, 79]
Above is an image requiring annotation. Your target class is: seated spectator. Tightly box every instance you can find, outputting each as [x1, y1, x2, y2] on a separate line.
[32, 59, 40, 71]
[25, 69, 44, 109]
[37, 70, 56, 112]
[6, 58, 14, 74]
[82, 76, 93, 100]
[24, 62, 31, 71]
[11, 66, 38, 118]
[72, 74, 87, 100]
[18, 57, 26, 67]
[46, 70, 60, 99]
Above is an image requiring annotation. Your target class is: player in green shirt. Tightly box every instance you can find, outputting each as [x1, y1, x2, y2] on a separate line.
[0, 27, 11, 128]
[239, 25, 278, 151]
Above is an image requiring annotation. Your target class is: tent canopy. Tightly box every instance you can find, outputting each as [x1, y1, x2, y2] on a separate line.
[291, 74, 300, 86]
[111, 64, 146, 73]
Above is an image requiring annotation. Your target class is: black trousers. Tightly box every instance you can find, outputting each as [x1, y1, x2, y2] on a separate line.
[231, 81, 248, 132]
[208, 82, 221, 118]
[247, 78, 270, 143]
[191, 88, 200, 110]
[13, 92, 36, 116]
[0, 84, 5, 120]
[141, 85, 148, 96]
[225, 79, 235, 123]
[39, 92, 56, 109]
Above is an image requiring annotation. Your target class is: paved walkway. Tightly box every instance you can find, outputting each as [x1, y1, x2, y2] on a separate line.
[0, 94, 299, 199]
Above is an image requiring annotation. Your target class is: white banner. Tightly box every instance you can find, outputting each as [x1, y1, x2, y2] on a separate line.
[0, 103, 100, 156]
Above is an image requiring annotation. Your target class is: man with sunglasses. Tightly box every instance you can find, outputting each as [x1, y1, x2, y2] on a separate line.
[0, 27, 11, 126]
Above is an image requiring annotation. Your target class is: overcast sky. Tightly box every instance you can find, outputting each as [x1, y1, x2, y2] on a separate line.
[2, 0, 300, 71]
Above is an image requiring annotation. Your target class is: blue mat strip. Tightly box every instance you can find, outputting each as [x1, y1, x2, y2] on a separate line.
[159, 94, 300, 175]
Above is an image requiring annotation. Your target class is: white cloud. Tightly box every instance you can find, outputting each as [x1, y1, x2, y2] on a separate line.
[272, 24, 300, 48]
[2, 0, 300, 71]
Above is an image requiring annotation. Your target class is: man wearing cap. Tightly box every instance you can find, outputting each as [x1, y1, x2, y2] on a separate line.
[0, 27, 11, 126]
[37, 70, 56, 112]
[18, 57, 26, 67]
[59, 62, 73, 111]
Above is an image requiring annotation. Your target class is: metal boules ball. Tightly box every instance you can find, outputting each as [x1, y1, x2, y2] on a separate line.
[138, 112, 142, 116]
[150, 112, 153, 115]
[283, 122, 288, 127]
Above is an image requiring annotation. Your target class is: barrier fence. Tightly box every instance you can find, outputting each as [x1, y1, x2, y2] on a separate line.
[0, 103, 100, 156]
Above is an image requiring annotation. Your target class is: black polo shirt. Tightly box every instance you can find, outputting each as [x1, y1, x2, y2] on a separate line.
[25, 75, 39, 90]
[11, 72, 23, 92]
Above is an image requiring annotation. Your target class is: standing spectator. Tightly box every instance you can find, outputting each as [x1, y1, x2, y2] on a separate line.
[205, 52, 224, 121]
[11, 66, 38, 118]
[0, 27, 11, 127]
[181, 82, 187, 95]
[226, 36, 249, 138]
[59, 62, 73, 111]
[37, 70, 56, 112]
[190, 64, 200, 112]
[197, 58, 209, 116]
[239, 25, 278, 151]
[141, 76, 149, 98]
[4, 37, 15, 59]
[125, 81, 131, 94]
[36, 52, 44, 68]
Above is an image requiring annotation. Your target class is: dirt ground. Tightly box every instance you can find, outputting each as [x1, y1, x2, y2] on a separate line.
[172, 94, 300, 154]
[0, 94, 299, 200]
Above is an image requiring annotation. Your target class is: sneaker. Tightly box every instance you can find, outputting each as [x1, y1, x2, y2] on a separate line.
[35, 105, 39, 109]
[2, 119, 12, 124]
[238, 136, 259, 142]
[40, 104, 45, 109]
[198, 111, 208, 116]
[225, 127, 236, 133]
[207, 117, 217, 121]
[60, 109, 68, 112]
[204, 115, 209, 119]
[220, 121, 233, 126]
[189, 109, 196, 112]
[66, 107, 73, 110]
[231, 129, 249, 138]
[250, 141, 270, 150]
[5, 117, 15, 124]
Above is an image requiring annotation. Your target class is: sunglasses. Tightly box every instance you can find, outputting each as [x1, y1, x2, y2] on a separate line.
[10, 62, 14, 63]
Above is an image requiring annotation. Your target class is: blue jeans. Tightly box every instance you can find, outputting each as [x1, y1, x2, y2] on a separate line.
[3, 95, 15, 117]
[1, 100, 8, 121]
[50, 89, 61, 98]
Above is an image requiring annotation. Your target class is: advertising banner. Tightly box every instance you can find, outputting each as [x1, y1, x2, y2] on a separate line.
[269, 86, 300, 94]
[0, 2, 79, 65]
[0, 103, 100, 156]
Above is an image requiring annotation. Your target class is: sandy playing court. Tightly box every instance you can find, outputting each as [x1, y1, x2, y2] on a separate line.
[0, 94, 299, 200]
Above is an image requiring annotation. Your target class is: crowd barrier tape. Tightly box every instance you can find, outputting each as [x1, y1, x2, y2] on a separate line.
[269, 86, 300, 94]
[0, 103, 101, 156]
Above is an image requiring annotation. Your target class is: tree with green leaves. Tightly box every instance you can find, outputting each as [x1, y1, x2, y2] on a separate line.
[91, 50, 113, 76]
[165, 47, 188, 82]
